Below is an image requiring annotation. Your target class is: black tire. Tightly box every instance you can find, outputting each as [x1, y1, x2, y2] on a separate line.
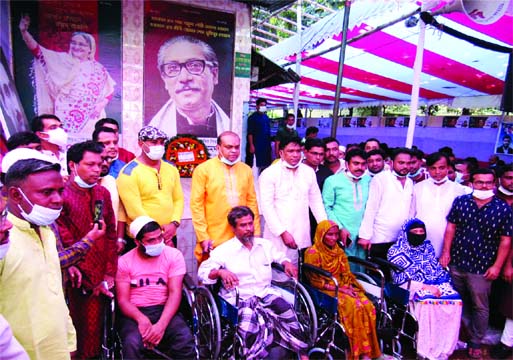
[194, 286, 221, 359]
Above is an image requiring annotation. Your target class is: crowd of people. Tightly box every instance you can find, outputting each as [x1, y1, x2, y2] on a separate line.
[0, 99, 512, 360]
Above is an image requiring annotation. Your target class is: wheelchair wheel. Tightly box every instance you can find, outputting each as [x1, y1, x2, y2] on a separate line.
[194, 286, 221, 359]
[295, 282, 318, 346]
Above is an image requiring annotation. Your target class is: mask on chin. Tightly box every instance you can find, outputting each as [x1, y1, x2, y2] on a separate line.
[284, 161, 300, 169]
[17, 188, 62, 226]
[429, 176, 448, 185]
[74, 175, 96, 188]
[286, 124, 295, 130]
[346, 170, 363, 181]
[219, 155, 239, 166]
[393, 170, 407, 178]
[499, 185, 513, 196]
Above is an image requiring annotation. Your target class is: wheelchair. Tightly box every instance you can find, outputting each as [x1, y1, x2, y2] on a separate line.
[194, 262, 318, 359]
[100, 274, 200, 360]
[353, 256, 419, 359]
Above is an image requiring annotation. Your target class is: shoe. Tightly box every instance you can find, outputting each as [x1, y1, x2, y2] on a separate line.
[490, 342, 513, 359]
[468, 342, 482, 359]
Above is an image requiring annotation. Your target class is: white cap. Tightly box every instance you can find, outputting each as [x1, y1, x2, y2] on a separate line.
[129, 216, 156, 238]
[1, 148, 57, 174]
[339, 145, 346, 153]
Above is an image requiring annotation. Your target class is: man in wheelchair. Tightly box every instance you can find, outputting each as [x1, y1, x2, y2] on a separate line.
[198, 206, 309, 359]
[115, 216, 195, 359]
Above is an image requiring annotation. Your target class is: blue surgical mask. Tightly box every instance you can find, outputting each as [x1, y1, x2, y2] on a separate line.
[144, 240, 165, 257]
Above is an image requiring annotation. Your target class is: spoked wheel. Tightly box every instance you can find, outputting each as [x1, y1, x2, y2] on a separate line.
[295, 282, 318, 346]
[194, 286, 221, 359]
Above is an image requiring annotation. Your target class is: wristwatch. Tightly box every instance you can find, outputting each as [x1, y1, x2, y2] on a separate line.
[171, 221, 180, 228]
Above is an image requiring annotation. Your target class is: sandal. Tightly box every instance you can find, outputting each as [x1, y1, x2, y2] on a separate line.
[468, 343, 483, 359]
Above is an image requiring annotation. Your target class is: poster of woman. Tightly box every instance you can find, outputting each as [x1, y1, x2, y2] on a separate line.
[11, 1, 121, 144]
[144, 1, 235, 154]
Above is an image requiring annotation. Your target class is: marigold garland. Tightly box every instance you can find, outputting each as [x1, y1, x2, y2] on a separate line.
[165, 134, 210, 177]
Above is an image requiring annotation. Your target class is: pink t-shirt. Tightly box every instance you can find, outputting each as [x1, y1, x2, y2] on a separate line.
[116, 247, 186, 307]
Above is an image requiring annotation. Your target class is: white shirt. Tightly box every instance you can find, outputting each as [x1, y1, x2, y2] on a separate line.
[42, 149, 67, 176]
[359, 170, 414, 244]
[197, 237, 289, 305]
[259, 161, 327, 263]
[412, 178, 466, 257]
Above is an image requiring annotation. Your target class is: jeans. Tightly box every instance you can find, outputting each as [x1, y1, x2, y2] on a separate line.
[119, 305, 195, 359]
[449, 266, 492, 345]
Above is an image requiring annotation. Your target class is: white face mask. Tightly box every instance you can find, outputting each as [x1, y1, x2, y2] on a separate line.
[144, 144, 165, 161]
[144, 240, 165, 257]
[286, 124, 295, 130]
[42, 128, 68, 148]
[219, 154, 239, 166]
[408, 168, 422, 178]
[259, 105, 267, 113]
[74, 175, 96, 189]
[392, 170, 407, 178]
[17, 188, 62, 226]
[472, 189, 495, 200]
[346, 170, 363, 181]
[284, 161, 300, 169]
[455, 171, 464, 184]
[0, 242, 9, 259]
[499, 185, 513, 196]
[429, 176, 448, 185]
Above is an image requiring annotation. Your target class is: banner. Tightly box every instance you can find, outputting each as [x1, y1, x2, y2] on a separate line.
[144, 1, 235, 155]
[11, 0, 122, 144]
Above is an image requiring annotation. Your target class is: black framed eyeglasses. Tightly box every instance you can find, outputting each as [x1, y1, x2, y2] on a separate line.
[160, 59, 217, 78]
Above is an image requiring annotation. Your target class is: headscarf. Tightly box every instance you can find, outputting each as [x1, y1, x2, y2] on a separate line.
[387, 218, 450, 286]
[70, 32, 97, 61]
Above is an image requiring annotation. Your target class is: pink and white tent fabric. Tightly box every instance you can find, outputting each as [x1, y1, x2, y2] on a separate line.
[251, 0, 513, 109]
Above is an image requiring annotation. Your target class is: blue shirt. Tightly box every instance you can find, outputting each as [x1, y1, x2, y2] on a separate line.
[447, 194, 513, 274]
[108, 159, 126, 179]
[247, 111, 271, 167]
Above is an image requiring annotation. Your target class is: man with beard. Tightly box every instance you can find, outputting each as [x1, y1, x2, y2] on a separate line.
[190, 131, 260, 264]
[323, 148, 370, 266]
[358, 148, 414, 260]
[408, 148, 428, 183]
[198, 206, 308, 360]
[366, 149, 386, 177]
[116, 216, 195, 359]
[441, 169, 512, 359]
[323, 137, 345, 174]
[57, 141, 117, 359]
[93, 126, 125, 178]
[0, 159, 76, 358]
[411, 152, 466, 257]
[260, 137, 326, 265]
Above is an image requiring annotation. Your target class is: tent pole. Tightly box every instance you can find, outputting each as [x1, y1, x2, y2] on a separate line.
[293, 0, 302, 125]
[405, 20, 426, 148]
[330, 0, 351, 138]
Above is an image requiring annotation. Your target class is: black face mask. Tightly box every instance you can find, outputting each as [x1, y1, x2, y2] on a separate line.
[407, 232, 426, 247]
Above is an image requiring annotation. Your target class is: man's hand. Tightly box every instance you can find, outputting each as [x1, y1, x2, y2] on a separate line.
[116, 241, 125, 254]
[86, 220, 106, 241]
[339, 228, 351, 247]
[484, 265, 501, 280]
[422, 284, 441, 297]
[439, 251, 451, 268]
[68, 266, 82, 288]
[162, 223, 177, 246]
[137, 316, 153, 346]
[281, 231, 298, 249]
[502, 263, 513, 283]
[357, 238, 371, 251]
[282, 261, 298, 279]
[218, 269, 239, 290]
[19, 15, 30, 33]
[144, 322, 166, 349]
[92, 280, 114, 298]
[201, 240, 214, 254]
[249, 143, 255, 154]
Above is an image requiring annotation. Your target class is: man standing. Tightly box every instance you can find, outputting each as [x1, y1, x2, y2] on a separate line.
[366, 149, 386, 177]
[302, 137, 333, 239]
[31, 114, 68, 176]
[408, 148, 428, 183]
[0, 159, 76, 359]
[323, 148, 370, 263]
[246, 98, 272, 172]
[149, 36, 229, 137]
[116, 216, 195, 359]
[275, 113, 299, 157]
[94, 118, 135, 163]
[358, 148, 414, 259]
[190, 131, 260, 263]
[363, 138, 380, 153]
[117, 126, 183, 246]
[198, 206, 308, 359]
[260, 137, 326, 264]
[411, 152, 465, 257]
[323, 137, 345, 174]
[93, 126, 125, 178]
[57, 141, 117, 359]
[441, 169, 512, 358]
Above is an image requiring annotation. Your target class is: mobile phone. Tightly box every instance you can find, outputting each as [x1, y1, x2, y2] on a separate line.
[93, 200, 104, 229]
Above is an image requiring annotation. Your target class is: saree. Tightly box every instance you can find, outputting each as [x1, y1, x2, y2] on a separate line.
[388, 219, 462, 360]
[305, 220, 381, 359]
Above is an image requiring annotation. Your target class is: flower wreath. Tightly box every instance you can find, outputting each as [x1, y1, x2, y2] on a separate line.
[165, 134, 210, 177]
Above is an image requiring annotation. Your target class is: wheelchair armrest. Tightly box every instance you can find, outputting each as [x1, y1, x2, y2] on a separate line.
[368, 256, 405, 273]
[302, 263, 333, 279]
[183, 274, 196, 291]
[347, 256, 381, 271]
[271, 262, 285, 272]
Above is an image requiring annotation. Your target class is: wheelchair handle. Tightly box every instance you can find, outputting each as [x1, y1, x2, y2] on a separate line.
[347, 256, 381, 271]
[183, 274, 196, 291]
[368, 256, 405, 273]
[271, 262, 285, 272]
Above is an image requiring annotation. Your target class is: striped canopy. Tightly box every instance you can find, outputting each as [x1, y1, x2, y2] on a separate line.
[251, 0, 513, 110]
